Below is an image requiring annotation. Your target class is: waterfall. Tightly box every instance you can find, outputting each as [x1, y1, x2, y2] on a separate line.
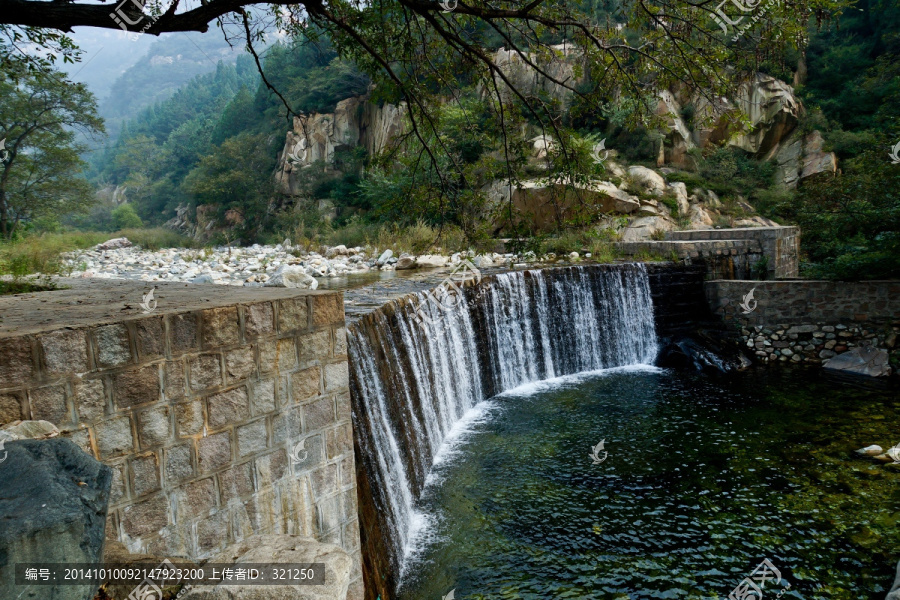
[348, 264, 658, 579]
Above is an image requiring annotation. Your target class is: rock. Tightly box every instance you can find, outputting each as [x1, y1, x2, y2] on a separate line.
[734, 216, 780, 227]
[415, 254, 448, 268]
[101, 541, 193, 600]
[264, 265, 319, 289]
[395, 256, 417, 270]
[887, 560, 900, 600]
[622, 216, 676, 242]
[325, 245, 349, 258]
[530, 135, 555, 159]
[1, 420, 59, 440]
[729, 73, 801, 159]
[856, 445, 884, 456]
[191, 274, 217, 284]
[688, 204, 715, 230]
[376, 249, 393, 265]
[568, 252, 580, 260]
[627, 166, 666, 196]
[667, 182, 690, 215]
[823, 347, 892, 377]
[181, 534, 351, 600]
[95, 237, 132, 251]
[0, 438, 112, 600]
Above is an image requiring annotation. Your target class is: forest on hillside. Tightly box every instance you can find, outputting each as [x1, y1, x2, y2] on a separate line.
[1, 0, 899, 279]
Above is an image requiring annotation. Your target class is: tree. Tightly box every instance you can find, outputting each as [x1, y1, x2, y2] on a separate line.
[182, 132, 276, 239]
[0, 68, 104, 238]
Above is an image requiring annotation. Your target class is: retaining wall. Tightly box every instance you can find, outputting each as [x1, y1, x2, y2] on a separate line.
[705, 279, 900, 365]
[0, 279, 363, 599]
[664, 226, 800, 279]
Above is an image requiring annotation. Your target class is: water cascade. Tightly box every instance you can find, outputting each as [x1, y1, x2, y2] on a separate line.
[347, 264, 659, 587]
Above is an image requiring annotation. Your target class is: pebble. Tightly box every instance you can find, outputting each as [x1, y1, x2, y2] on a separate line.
[62, 240, 573, 286]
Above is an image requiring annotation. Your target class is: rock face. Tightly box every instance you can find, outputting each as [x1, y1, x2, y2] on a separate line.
[490, 43, 581, 107]
[0, 438, 112, 600]
[182, 535, 352, 600]
[729, 74, 802, 159]
[775, 130, 838, 187]
[823, 346, 892, 377]
[275, 96, 405, 195]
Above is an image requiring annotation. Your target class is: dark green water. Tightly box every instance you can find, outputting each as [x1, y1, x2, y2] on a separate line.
[397, 366, 900, 600]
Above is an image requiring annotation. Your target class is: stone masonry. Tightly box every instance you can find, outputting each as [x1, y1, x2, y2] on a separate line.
[666, 226, 799, 279]
[0, 279, 362, 600]
[705, 279, 900, 366]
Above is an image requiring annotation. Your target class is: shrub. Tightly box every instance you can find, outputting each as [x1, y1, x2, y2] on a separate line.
[111, 204, 143, 230]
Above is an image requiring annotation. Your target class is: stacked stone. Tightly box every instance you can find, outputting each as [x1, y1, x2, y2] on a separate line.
[0, 291, 362, 599]
[739, 323, 899, 364]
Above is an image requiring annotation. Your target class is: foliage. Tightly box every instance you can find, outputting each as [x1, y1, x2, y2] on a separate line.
[111, 204, 143, 229]
[771, 143, 900, 279]
[0, 67, 104, 239]
[182, 132, 277, 241]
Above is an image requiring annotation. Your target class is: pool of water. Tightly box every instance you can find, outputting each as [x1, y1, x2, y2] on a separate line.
[397, 366, 900, 600]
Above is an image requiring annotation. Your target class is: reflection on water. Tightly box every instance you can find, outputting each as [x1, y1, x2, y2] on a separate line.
[398, 367, 900, 600]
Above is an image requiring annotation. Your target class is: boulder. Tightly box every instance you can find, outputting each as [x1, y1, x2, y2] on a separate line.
[95, 237, 132, 251]
[734, 216, 779, 228]
[688, 204, 715, 229]
[823, 347, 891, 377]
[395, 256, 417, 270]
[0, 438, 112, 600]
[621, 216, 676, 242]
[1, 420, 59, 440]
[667, 182, 690, 215]
[856, 445, 883, 456]
[191, 273, 217, 285]
[376, 249, 393, 265]
[887, 560, 900, 600]
[416, 255, 449, 268]
[264, 265, 319, 289]
[325, 245, 349, 258]
[627, 166, 667, 196]
[181, 534, 352, 600]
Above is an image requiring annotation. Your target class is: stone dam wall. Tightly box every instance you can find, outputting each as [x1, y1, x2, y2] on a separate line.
[705, 279, 900, 365]
[0, 280, 363, 600]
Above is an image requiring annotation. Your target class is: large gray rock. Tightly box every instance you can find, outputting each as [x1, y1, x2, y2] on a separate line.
[627, 166, 667, 196]
[265, 265, 319, 289]
[0, 438, 112, 600]
[621, 216, 676, 241]
[94, 237, 132, 251]
[886, 560, 900, 600]
[182, 534, 352, 600]
[823, 347, 892, 377]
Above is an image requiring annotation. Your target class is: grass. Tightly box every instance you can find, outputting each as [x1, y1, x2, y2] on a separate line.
[0, 228, 198, 291]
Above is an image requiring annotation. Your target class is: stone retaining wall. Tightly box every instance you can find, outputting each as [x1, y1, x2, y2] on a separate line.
[0, 280, 362, 599]
[617, 240, 764, 280]
[705, 279, 900, 366]
[666, 226, 799, 279]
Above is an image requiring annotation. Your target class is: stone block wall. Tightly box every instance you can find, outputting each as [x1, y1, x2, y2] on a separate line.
[0, 282, 362, 599]
[616, 240, 764, 280]
[705, 279, 900, 365]
[666, 226, 799, 279]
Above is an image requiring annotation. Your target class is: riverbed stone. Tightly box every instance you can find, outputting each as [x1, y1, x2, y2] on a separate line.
[823, 347, 891, 377]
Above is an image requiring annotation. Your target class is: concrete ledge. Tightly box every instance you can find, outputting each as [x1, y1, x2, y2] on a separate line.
[0, 278, 338, 337]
